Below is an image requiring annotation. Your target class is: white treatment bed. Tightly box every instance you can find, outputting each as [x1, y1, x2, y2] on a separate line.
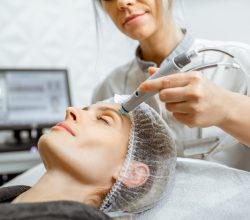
[3, 158, 250, 220]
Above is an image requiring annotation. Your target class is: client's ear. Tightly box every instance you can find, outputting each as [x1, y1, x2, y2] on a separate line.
[122, 161, 150, 188]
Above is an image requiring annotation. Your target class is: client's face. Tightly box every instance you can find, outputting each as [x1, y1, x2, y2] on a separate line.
[38, 103, 131, 186]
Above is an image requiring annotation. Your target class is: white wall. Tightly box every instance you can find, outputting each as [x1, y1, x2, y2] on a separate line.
[182, 0, 250, 43]
[0, 0, 249, 107]
[0, 0, 136, 107]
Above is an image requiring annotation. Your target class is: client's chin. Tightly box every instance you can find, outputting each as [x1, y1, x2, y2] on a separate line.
[37, 133, 69, 170]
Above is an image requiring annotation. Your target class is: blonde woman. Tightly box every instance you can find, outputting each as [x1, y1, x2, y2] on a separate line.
[92, 0, 250, 171]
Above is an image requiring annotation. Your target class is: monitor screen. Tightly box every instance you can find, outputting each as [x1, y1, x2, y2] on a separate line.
[0, 69, 71, 130]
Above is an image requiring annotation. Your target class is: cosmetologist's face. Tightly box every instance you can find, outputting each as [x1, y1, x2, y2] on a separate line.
[38, 103, 131, 186]
[100, 0, 167, 41]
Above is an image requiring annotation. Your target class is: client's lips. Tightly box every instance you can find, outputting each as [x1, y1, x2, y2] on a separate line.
[123, 12, 146, 26]
[54, 122, 75, 136]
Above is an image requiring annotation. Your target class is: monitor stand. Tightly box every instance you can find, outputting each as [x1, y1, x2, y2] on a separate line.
[0, 129, 43, 152]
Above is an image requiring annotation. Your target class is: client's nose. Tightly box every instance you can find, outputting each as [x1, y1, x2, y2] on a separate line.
[66, 107, 79, 122]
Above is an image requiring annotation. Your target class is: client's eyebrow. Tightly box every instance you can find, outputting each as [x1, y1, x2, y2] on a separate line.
[82, 106, 89, 111]
[82, 106, 123, 123]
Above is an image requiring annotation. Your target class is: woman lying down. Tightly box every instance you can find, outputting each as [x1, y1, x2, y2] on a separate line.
[0, 96, 176, 220]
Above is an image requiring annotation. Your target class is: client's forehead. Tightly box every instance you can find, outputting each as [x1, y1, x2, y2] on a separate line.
[82, 103, 120, 111]
[93, 103, 121, 110]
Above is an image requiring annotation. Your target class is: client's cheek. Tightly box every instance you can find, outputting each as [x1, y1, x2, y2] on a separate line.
[91, 146, 124, 177]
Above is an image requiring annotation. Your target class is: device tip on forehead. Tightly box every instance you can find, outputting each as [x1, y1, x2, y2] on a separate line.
[119, 107, 128, 116]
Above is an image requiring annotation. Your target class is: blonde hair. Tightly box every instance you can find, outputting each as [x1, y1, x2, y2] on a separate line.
[169, 0, 174, 9]
[162, 0, 174, 15]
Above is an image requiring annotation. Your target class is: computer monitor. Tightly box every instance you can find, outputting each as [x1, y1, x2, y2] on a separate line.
[0, 69, 71, 130]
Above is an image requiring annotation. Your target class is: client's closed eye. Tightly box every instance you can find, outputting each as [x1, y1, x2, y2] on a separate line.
[97, 115, 113, 126]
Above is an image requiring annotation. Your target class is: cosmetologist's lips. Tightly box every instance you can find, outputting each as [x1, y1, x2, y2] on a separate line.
[123, 12, 147, 25]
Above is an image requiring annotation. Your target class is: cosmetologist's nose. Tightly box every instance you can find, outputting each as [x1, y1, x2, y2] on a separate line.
[117, 0, 136, 9]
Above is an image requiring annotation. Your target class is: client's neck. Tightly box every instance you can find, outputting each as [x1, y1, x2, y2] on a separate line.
[12, 170, 102, 208]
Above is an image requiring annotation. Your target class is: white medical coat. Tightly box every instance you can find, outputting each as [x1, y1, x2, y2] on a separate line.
[92, 38, 250, 172]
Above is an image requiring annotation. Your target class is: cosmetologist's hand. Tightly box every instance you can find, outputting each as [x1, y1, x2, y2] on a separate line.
[139, 67, 232, 128]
